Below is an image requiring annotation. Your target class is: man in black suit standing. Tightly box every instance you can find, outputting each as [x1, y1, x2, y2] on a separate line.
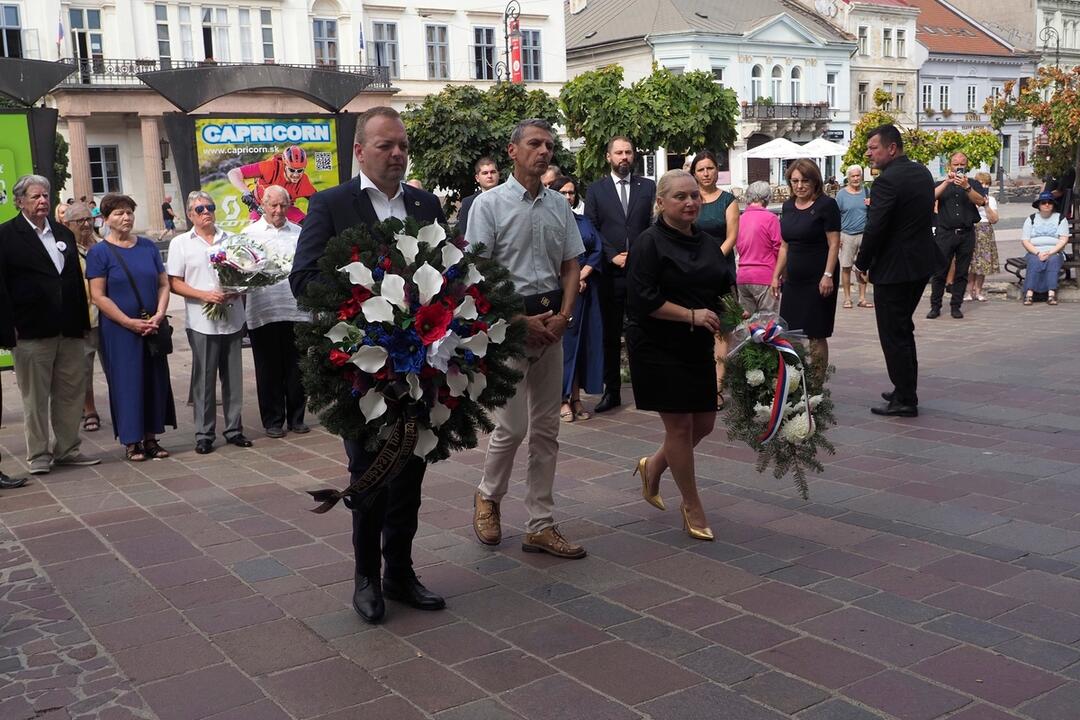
[0, 175, 100, 476]
[928, 152, 985, 319]
[585, 136, 656, 412]
[291, 107, 447, 624]
[854, 125, 937, 418]
[455, 156, 499, 238]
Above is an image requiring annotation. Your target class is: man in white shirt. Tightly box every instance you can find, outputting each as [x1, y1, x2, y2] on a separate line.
[242, 185, 309, 438]
[166, 191, 252, 454]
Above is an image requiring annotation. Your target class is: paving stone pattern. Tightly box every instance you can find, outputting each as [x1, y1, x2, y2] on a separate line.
[2, 298, 1080, 719]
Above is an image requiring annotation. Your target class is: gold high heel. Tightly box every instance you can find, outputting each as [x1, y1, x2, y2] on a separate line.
[681, 506, 714, 541]
[634, 457, 666, 511]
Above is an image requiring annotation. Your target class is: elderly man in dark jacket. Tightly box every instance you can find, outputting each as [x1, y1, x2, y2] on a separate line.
[0, 174, 99, 475]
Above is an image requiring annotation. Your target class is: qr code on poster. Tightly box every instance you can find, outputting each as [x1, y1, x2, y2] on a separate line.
[314, 152, 333, 171]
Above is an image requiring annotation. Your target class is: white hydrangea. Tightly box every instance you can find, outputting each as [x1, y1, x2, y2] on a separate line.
[753, 403, 773, 422]
[785, 368, 802, 394]
[780, 412, 812, 443]
[745, 369, 766, 387]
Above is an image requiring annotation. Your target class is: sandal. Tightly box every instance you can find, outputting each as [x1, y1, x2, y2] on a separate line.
[1023, 294, 1034, 306]
[842, 300, 854, 309]
[571, 401, 591, 421]
[857, 300, 874, 308]
[143, 439, 170, 459]
[1048, 292, 1058, 306]
[125, 442, 147, 462]
[560, 404, 575, 423]
[82, 412, 100, 432]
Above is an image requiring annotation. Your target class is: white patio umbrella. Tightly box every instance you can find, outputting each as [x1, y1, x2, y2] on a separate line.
[800, 138, 849, 157]
[740, 137, 803, 159]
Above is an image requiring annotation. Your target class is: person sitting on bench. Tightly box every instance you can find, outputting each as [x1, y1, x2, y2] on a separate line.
[1021, 191, 1070, 306]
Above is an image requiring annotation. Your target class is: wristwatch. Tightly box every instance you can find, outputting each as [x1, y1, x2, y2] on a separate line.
[822, 271, 833, 278]
[556, 311, 573, 323]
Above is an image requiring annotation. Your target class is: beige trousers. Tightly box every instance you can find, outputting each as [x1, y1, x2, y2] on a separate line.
[13, 336, 88, 463]
[478, 342, 563, 534]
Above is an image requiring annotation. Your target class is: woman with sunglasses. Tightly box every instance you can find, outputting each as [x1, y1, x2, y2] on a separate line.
[166, 191, 252, 455]
[1021, 191, 1070, 306]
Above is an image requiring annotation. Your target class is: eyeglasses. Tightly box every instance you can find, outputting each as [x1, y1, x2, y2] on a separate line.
[193, 204, 216, 214]
[72, 217, 93, 224]
[1039, 200, 1055, 205]
[790, 179, 813, 186]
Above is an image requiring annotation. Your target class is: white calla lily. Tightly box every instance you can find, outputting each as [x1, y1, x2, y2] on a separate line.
[407, 373, 423, 400]
[454, 295, 478, 320]
[394, 233, 420, 264]
[464, 264, 484, 286]
[459, 331, 489, 358]
[417, 223, 446, 248]
[379, 273, 408, 311]
[429, 401, 451, 427]
[468, 371, 487, 399]
[349, 345, 388, 373]
[441, 244, 463, 269]
[358, 387, 387, 422]
[413, 262, 444, 306]
[337, 262, 375, 289]
[325, 321, 358, 344]
[360, 296, 395, 324]
[487, 319, 508, 344]
[426, 331, 460, 372]
[446, 367, 469, 397]
[413, 427, 438, 459]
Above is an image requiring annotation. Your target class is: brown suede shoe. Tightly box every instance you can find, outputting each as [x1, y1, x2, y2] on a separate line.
[522, 526, 587, 559]
[473, 491, 502, 546]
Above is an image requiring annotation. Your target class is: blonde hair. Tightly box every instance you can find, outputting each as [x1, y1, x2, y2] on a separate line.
[655, 169, 695, 214]
[974, 171, 992, 187]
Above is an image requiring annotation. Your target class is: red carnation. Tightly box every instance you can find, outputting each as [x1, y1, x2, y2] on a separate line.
[381, 256, 393, 270]
[414, 302, 453, 345]
[329, 349, 351, 367]
[351, 285, 373, 303]
[337, 298, 361, 321]
[350, 246, 361, 262]
[472, 320, 489, 333]
[465, 286, 492, 314]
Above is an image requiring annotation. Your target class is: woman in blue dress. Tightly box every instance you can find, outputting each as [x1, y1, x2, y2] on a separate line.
[86, 194, 177, 461]
[552, 176, 604, 422]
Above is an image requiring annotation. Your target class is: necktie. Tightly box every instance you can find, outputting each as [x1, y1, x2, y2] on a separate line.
[619, 179, 629, 215]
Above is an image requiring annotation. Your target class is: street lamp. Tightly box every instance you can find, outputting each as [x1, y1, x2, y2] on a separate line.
[1040, 24, 1060, 68]
[494, 0, 521, 83]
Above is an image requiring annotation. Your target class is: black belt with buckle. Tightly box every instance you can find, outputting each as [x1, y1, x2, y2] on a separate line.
[522, 289, 564, 316]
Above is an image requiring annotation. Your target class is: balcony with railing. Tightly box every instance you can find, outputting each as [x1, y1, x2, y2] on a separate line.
[741, 102, 832, 121]
[56, 58, 393, 90]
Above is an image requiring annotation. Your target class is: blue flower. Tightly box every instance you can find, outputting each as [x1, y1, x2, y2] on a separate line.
[462, 350, 477, 364]
[450, 319, 473, 337]
[445, 265, 461, 281]
[387, 328, 425, 374]
[373, 267, 385, 281]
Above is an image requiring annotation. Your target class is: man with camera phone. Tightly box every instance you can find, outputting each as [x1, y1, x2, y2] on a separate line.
[929, 152, 985, 319]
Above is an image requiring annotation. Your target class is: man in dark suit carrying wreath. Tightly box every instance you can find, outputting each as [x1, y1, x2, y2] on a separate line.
[292, 107, 447, 624]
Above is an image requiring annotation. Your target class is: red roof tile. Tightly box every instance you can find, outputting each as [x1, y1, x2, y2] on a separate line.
[902, 0, 1014, 56]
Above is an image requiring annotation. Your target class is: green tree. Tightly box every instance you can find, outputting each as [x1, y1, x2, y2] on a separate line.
[402, 82, 567, 208]
[561, 64, 738, 180]
[841, 110, 896, 169]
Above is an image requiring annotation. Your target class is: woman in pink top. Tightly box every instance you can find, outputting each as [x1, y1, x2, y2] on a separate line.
[735, 181, 783, 313]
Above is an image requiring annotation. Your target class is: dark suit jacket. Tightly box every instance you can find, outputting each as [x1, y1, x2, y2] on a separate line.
[456, 191, 479, 239]
[584, 175, 656, 272]
[291, 177, 447, 297]
[0, 215, 90, 346]
[854, 156, 938, 285]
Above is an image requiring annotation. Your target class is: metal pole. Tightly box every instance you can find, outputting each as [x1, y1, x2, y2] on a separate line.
[1040, 25, 1060, 69]
[494, 0, 521, 83]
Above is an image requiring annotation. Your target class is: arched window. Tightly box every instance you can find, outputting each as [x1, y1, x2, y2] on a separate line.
[790, 66, 802, 103]
[751, 65, 763, 101]
[771, 65, 783, 101]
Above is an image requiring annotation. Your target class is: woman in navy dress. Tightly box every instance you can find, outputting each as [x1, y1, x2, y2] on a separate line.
[553, 176, 604, 422]
[774, 159, 841, 381]
[86, 194, 176, 461]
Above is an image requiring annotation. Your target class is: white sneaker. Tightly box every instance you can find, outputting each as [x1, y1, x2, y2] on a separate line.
[29, 458, 52, 475]
[962, 294, 973, 302]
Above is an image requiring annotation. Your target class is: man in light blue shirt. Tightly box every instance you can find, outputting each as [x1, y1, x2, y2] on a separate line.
[836, 165, 871, 309]
[466, 119, 587, 559]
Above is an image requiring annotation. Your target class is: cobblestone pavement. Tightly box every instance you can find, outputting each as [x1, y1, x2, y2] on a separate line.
[2, 294, 1080, 720]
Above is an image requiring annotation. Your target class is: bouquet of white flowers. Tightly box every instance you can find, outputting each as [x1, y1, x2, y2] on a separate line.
[204, 235, 293, 320]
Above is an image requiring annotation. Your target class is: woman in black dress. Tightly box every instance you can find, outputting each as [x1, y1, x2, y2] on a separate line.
[626, 170, 734, 541]
[772, 158, 840, 380]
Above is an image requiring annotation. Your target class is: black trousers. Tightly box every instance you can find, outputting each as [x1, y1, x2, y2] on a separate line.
[929, 228, 976, 310]
[873, 279, 928, 407]
[599, 271, 627, 392]
[248, 321, 306, 430]
[345, 439, 424, 580]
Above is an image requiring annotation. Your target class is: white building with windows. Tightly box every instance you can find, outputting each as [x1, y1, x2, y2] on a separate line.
[944, 0, 1080, 70]
[566, 0, 856, 187]
[0, 0, 567, 230]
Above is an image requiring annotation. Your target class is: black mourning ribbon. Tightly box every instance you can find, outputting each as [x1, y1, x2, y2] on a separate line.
[307, 381, 421, 513]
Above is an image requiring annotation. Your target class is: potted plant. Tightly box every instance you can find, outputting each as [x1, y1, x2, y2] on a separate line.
[941, 107, 953, 118]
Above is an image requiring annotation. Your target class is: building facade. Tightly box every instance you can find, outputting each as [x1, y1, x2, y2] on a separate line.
[945, 0, 1080, 69]
[904, 0, 1038, 178]
[0, 0, 567, 231]
[566, 0, 856, 187]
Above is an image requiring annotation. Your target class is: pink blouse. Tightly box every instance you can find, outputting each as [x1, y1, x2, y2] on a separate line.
[735, 205, 782, 286]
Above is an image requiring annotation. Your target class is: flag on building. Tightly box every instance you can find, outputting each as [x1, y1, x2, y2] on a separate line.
[358, 28, 365, 51]
[56, 12, 64, 53]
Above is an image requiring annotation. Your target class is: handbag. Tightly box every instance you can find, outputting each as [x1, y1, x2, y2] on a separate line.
[104, 240, 173, 356]
[522, 289, 564, 316]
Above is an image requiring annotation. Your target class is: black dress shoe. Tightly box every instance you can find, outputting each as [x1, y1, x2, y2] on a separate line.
[871, 402, 918, 417]
[594, 392, 622, 413]
[265, 426, 286, 439]
[289, 423, 310, 434]
[951, 307, 964, 319]
[881, 391, 894, 402]
[383, 574, 446, 611]
[226, 434, 253, 447]
[195, 439, 214, 454]
[926, 308, 941, 319]
[353, 575, 385, 623]
[0, 472, 27, 489]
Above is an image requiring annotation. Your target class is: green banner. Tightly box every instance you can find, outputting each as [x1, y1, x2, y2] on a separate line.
[0, 112, 36, 225]
[194, 116, 339, 232]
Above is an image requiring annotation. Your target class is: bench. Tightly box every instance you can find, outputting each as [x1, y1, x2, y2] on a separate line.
[1005, 216, 1080, 284]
